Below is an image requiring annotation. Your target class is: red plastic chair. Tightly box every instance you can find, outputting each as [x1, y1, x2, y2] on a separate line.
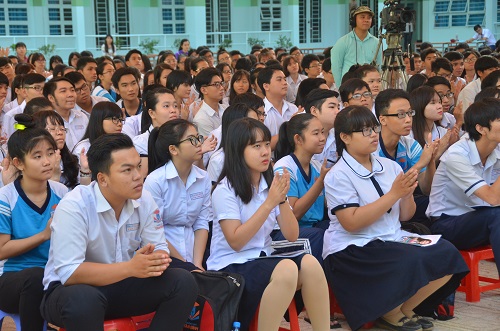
[58, 317, 136, 331]
[249, 298, 300, 331]
[457, 246, 500, 302]
[131, 312, 155, 330]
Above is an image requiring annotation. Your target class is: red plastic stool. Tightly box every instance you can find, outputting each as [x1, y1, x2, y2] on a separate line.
[329, 287, 374, 329]
[131, 312, 155, 330]
[457, 246, 500, 302]
[59, 317, 136, 331]
[249, 297, 300, 331]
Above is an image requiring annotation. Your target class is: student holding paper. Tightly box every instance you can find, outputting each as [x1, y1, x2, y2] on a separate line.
[323, 105, 468, 331]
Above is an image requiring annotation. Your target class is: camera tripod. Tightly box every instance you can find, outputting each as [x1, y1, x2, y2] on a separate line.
[373, 32, 409, 90]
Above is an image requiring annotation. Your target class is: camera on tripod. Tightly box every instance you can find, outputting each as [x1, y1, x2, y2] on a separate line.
[380, 0, 415, 34]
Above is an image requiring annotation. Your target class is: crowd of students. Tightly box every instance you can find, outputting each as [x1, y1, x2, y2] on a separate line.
[1, 21, 500, 331]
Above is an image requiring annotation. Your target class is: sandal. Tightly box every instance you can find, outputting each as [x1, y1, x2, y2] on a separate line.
[304, 316, 341, 329]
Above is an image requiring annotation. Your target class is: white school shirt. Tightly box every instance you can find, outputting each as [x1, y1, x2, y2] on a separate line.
[207, 175, 280, 271]
[2, 100, 26, 139]
[263, 97, 298, 136]
[457, 78, 481, 113]
[426, 136, 500, 218]
[471, 28, 497, 46]
[133, 125, 153, 156]
[59, 109, 88, 152]
[42, 182, 168, 289]
[323, 151, 409, 258]
[207, 148, 225, 183]
[409, 123, 448, 142]
[143, 161, 211, 263]
[312, 128, 337, 167]
[122, 114, 142, 139]
[193, 101, 226, 138]
[3, 98, 20, 113]
[203, 125, 222, 168]
[285, 74, 307, 103]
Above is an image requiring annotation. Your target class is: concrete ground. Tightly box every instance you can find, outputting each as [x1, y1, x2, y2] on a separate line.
[2, 260, 499, 330]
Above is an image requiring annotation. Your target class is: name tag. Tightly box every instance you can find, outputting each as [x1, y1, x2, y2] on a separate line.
[491, 167, 500, 180]
[190, 192, 203, 200]
[396, 151, 407, 158]
[126, 223, 139, 232]
[75, 125, 85, 130]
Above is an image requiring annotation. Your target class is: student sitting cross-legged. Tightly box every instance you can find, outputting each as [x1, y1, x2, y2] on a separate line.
[323, 106, 468, 331]
[40, 133, 198, 331]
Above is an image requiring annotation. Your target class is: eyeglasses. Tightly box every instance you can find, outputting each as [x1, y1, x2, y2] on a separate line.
[24, 85, 44, 92]
[177, 134, 204, 146]
[75, 84, 89, 94]
[309, 64, 322, 68]
[349, 91, 372, 100]
[352, 125, 382, 137]
[219, 56, 230, 62]
[35, 59, 46, 62]
[102, 70, 115, 75]
[437, 91, 454, 99]
[104, 116, 125, 125]
[384, 109, 416, 119]
[254, 110, 267, 118]
[46, 126, 67, 134]
[222, 70, 232, 75]
[205, 81, 226, 89]
[291, 52, 302, 58]
[464, 58, 477, 63]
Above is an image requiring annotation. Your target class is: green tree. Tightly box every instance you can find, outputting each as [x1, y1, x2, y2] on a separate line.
[139, 38, 160, 54]
[276, 35, 293, 49]
[248, 37, 265, 48]
[38, 44, 56, 57]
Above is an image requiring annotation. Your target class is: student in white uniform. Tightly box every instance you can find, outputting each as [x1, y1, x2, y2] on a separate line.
[40, 133, 198, 330]
[427, 98, 500, 276]
[304, 89, 341, 167]
[33, 111, 88, 189]
[339, 78, 374, 114]
[144, 119, 211, 271]
[323, 106, 468, 331]
[133, 87, 180, 177]
[409, 86, 459, 159]
[207, 103, 260, 183]
[0, 114, 68, 330]
[43, 77, 89, 151]
[72, 102, 124, 161]
[207, 118, 330, 331]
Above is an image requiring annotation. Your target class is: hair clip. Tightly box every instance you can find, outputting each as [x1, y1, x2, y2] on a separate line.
[14, 123, 26, 131]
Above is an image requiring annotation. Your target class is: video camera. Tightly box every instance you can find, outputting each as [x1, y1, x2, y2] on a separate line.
[380, 0, 416, 34]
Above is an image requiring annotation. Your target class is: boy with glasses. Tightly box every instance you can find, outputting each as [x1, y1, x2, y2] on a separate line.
[193, 68, 226, 137]
[375, 89, 440, 221]
[339, 78, 374, 114]
[301, 54, 322, 79]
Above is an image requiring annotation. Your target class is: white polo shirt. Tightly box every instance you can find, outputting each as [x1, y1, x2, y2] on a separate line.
[207, 175, 279, 271]
[409, 123, 448, 142]
[203, 125, 222, 168]
[143, 161, 211, 263]
[75, 95, 110, 118]
[2, 100, 26, 139]
[263, 97, 298, 136]
[132, 125, 153, 157]
[312, 128, 337, 167]
[427, 136, 500, 218]
[285, 74, 307, 103]
[42, 182, 168, 289]
[193, 101, 226, 138]
[323, 151, 407, 258]
[457, 78, 481, 113]
[59, 109, 88, 152]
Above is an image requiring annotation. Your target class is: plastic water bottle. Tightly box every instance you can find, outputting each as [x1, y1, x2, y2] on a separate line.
[231, 321, 241, 331]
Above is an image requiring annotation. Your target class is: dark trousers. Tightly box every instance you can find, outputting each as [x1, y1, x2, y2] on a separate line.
[0, 267, 45, 331]
[40, 267, 198, 331]
[431, 208, 500, 273]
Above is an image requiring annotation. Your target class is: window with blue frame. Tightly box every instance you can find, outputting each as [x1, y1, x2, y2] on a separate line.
[8, 8, 27, 21]
[9, 24, 27, 35]
[48, 8, 60, 21]
[161, 1, 184, 35]
[49, 24, 61, 35]
[433, 0, 484, 27]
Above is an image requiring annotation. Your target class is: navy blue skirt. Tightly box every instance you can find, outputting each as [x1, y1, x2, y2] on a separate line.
[324, 239, 468, 331]
[222, 253, 305, 331]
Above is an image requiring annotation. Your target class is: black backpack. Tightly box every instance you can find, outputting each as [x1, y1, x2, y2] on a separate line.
[183, 271, 245, 331]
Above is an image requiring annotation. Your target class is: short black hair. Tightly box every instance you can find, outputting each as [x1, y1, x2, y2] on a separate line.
[76, 56, 97, 71]
[24, 97, 53, 115]
[375, 89, 410, 117]
[443, 51, 464, 62]
[425, 76, 451, 89]
[43, 77, 75, 99]
[194, 67, 222, 98]
[87, 133, 135, 181]
[431, 57, 453, 74]
[0, 72, 8, 86]
[190, 57, 208, 72]
[301, 54, 320, 69]
[419, 42, 434, 51]
[420, 48, 439, 61]
[231, 92, 265, 110]
[257, 67, 282, 97]
[125, 49, 143, 62]
[65, 71, 86, 85]
[481, 70, 500, 90]
[334, 106, 379, 157]
[303, 88, 339, 114]
[339, 78, 370, 103]
[295, 78, 327, 107]
[406, 73, 428, 93]
[111, 67, 140, 89]
[23, 73, 46, 86]
[15, 42, 26, 49]
[80, 50, 94, 57]
[165, 69, 192, 91]
[475, 55, 500, 75]
[465, 98, 500, 141]
[474, 24, 482, 31]
[455, 42, 470, 51]
[475, 87, 500, 102]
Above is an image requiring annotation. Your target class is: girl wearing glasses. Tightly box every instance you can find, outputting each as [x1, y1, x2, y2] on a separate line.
[29, 53, 50, 78]
[207, 118, 330, 331]
[33, 110, 89, 188]
[323, 105, 468, 331]
[216, 62, 233, 99]
[144, 119, 211, 271]
[410, 86, 459, 161]
[72, 102, 124, 162]
[92, 62, 117, 102]
[0, 114, 68, 331]
[461, 50, 480, 84]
